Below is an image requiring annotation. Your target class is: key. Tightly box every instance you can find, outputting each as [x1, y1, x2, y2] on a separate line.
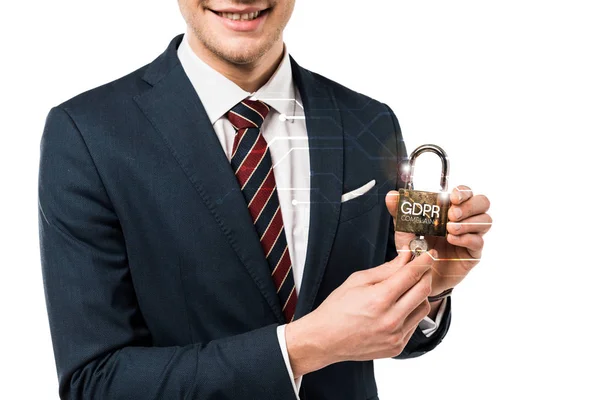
[409, 236, 428, 260]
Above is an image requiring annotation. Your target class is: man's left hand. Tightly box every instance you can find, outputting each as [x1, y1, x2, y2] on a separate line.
[385, 185, 492, 298]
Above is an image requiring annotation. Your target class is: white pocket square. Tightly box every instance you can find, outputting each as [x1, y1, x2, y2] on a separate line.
[341, 179, 376, 203]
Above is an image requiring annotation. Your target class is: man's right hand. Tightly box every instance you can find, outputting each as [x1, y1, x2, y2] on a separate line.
[284, 248, 436, 378]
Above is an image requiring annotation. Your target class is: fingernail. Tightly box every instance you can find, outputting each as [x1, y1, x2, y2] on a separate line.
[430, 249, 438, 259]
[452, 222, 462, 232]
[453, 207, 463, 219]
[457, 191, 463, 202]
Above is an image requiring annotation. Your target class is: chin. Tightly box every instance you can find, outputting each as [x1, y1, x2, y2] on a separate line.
[213, 38, 273, 64]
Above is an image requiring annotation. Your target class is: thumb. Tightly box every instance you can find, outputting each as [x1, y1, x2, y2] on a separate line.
[386, 190, 417, 249]
[385, 190, 399, 220]
[360, 245, 411, 285]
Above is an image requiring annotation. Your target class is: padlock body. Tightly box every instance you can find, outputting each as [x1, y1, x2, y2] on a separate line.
[395, 189, 449, 237]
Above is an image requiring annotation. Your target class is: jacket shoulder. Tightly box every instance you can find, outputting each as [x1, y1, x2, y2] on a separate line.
[55, 62, 152, 120]
[309, 70, 392, 117]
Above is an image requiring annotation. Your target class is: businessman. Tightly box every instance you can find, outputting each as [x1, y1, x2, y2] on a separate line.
[38, 1, 492, 399]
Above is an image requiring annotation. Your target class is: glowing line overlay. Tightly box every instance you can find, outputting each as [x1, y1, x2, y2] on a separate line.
[244, 94, 489, 265]
[397, 248, 481, 262]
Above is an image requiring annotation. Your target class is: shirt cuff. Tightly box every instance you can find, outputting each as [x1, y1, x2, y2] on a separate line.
[418, 297, 448, 338]
[276, 324, 302, 398]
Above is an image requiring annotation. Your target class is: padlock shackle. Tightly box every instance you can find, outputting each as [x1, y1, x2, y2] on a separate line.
[405, 144, 450, 192]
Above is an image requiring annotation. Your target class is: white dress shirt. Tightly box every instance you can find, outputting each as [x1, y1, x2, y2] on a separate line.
[177, 32, 446, 397]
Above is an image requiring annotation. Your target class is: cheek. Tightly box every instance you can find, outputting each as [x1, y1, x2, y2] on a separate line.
[267, 1, 294, 27]
[179, 0, 198, 21]
[280, 1, 296, 25]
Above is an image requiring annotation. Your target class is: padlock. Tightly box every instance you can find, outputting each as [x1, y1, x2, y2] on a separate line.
[395, 144, 450, 237]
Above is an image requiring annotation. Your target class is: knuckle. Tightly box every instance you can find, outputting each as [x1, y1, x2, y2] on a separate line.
[422, 299, 432, 315]
[464, 202, 474, 217]
[390, 256, 405, 268]
[425, 268, 433, 279]
[348, 270, 365, 284]
[463, 235, 474, 247]
[450, 233, 462, 244]
[393, 343, 407, 356]
[423, 269, 433, 283]
[380, 315, 398, 333]
[418, 281, 432, 298]
[388, 333, 405, 349]
[411, 273, 422, 286]
[425, 274, 433, 296]
[421, 275, 433, 295]
[409, 270, 423, 285]
[424, 256, 435, 268]
[367, 294, 386, 314]
[468, 234, 482, 249]
[424, 270, 433, 286]
[396, 326, 407, 341]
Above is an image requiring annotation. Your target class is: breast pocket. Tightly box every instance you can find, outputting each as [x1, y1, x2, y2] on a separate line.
[339, 180, 379, 222]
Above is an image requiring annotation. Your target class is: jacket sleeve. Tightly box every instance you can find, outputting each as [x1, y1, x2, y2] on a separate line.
[38, 107, 297, 400]
[381, 103, 452, 359]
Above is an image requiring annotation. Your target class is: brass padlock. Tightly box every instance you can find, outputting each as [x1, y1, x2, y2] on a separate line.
[395, 144, 450, 237]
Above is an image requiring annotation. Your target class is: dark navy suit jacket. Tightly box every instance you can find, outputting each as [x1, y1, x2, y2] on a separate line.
[38, 34, 451, 400]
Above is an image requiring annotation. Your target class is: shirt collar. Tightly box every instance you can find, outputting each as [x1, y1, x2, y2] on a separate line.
[177, 32, 297, 125]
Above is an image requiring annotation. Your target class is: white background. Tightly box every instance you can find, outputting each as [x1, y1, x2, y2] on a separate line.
[1, 0, 599, 398]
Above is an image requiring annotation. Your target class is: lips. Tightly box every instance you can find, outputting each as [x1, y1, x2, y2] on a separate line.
[208, 7, 270, 32]
[217, 10, 263, 21]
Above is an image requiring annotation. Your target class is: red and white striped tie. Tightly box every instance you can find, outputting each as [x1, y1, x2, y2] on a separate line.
[227, 98, 298, 322]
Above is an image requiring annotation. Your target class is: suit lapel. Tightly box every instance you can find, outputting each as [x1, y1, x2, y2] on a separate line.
[133, 35, 345, 323]
[133, 35, 286, 323]
[290, 57, 344, 319]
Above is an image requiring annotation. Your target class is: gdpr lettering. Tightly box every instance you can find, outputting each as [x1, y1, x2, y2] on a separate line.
[401, 201, 440, 218]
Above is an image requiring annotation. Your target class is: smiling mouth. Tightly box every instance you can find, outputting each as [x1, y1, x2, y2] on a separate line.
[210, 9, 270, 21]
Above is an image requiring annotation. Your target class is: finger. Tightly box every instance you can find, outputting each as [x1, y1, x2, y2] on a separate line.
[401, 325, 419, 346]
[379, 250, 436, 304]
[394, 231, 416, 253]
[449, 194, 491, 222]
[385, 190, 399, 219]
[349, 264, 396, 287]
[447, 213, 493, 235]
[389, 270, 433, 325]
[396, 244, 413, 266]
[400, 299, 431, 334]
[446, 233, 484, 257]
[356, 245, 412, 286]
[450, 185, 473, 205]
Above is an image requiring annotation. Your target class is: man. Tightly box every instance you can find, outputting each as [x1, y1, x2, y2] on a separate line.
[38, 1, 492, 399]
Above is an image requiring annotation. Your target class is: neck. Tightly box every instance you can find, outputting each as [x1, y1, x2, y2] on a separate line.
[186, 28, 285, 93]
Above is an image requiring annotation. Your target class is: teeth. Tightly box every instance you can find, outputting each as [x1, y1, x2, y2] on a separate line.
[219, 11, 261, 21]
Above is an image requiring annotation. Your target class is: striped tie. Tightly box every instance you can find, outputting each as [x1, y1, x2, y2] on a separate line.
[227, 98, 298, 322]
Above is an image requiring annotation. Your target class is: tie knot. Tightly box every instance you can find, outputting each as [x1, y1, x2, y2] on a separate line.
[227, 98, 271, 130]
